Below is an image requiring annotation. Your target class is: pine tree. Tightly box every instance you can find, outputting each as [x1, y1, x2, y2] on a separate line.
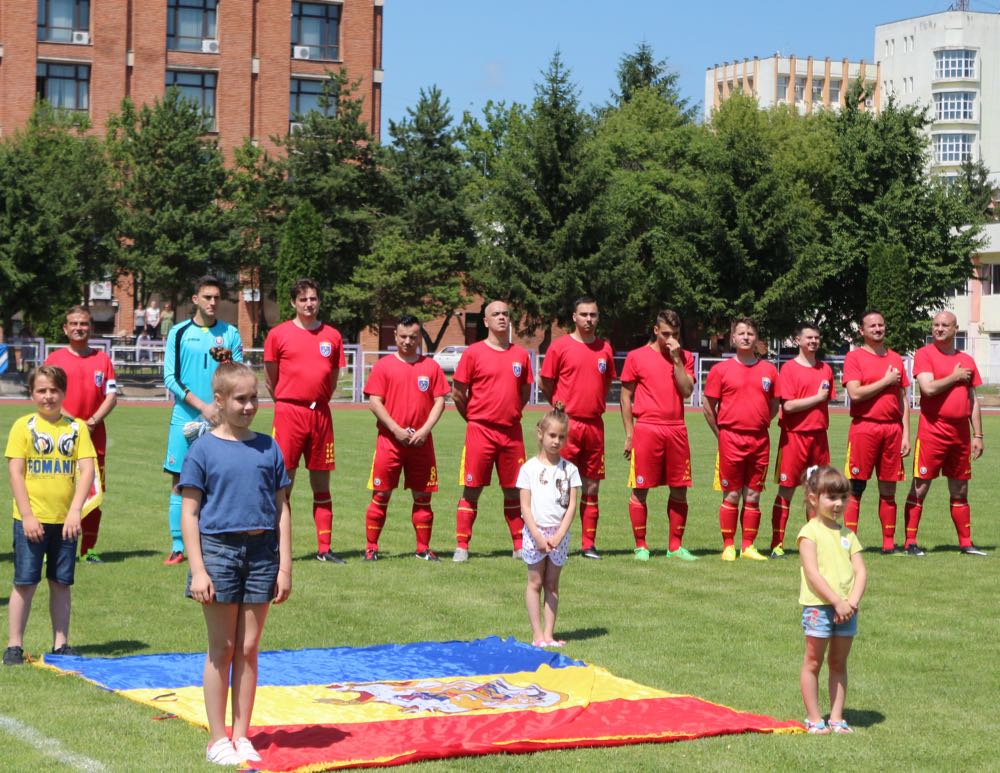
[276, 201, 325, 322]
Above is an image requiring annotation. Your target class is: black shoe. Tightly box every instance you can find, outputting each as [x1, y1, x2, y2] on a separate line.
[316, 551, 346, 564]
[415, 550, 439, 562]
[582, 546, 602, 560]
[364, 548, 380, 562]
[880, 546, 906, 556]
[961, 545, 988, 557]
[905, 544, 926, 557]
[51, 644, 79, 656]
[3, 646, 24, 665]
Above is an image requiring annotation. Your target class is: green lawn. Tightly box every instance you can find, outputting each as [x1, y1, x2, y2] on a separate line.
[1, 403, 997, 771]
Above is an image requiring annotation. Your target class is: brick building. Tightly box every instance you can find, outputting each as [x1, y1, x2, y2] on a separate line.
[0, 0, 383, 343]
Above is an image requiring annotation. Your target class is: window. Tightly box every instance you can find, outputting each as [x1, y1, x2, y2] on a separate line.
[933, 133, 975, 163]
[934, 91, 975, 121]
[934, 49, 976, 80]
[291, 2, 341, 61]
[829, 82, 841, 104]
[811, 79, 824, 103]
[36, 62, 90, 112]
[37, 0, 90, 42]
[289, 78, 336, 124]
[167, 0, 218, 51]
[777, 75, 789, 104]
[794, 77, 806, 103]
[979, 264, 1000, 295]
[924, 332, 967, 350]
[165, 70, 217, 130]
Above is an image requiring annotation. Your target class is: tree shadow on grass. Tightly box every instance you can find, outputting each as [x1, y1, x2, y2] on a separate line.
[843, 707, 886, 728]
[559, 627, 609, 642]
[77, 639, 150, 656]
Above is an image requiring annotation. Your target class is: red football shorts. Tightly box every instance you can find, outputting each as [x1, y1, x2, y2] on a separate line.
[459, 421, 526, 488]
[913, 418, 971, 481]
[368, 433, 440, 492]
[714, 429, 769, 492]
[774, 430, 830, 486]
[845, 420, 904, 482]
[628, 421, 692, 489]
[272, 400, 335, 471]
[562, 417, 606, 480]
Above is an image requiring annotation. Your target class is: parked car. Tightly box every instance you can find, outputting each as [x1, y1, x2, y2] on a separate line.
[433, 345, 467, 374]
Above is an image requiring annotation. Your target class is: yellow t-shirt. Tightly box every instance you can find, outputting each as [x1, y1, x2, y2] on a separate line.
[796, 518, 862, 606]
[5, 413, 96, 524]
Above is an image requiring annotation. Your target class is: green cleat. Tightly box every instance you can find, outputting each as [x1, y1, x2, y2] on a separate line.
[633, 547, 651, 562]
[740, 545, 769, 561]
[770, 545, 786, 559]
[666, 547, 698, 561]
[720, 545, 737, 562]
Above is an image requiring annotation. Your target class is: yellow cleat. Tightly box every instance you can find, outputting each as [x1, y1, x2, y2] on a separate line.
[740, 545, 769, 561]
[720, 545, 737, 562]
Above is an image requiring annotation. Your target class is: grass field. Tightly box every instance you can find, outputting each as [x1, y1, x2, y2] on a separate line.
[0, 402, 998, 772]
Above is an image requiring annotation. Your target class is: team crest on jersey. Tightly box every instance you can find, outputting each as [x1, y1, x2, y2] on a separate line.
[779, 473, 788, 482]
[320, 341, 333, 358]
[840, 537, 851, 550]
[466, 473, 473, 483]
[597, 358, 607, 374]
[373, 477, 382, 487]
[417, 375, 430, 392]
[761, 377, 772, 391]
[636, 475, 645, 485]
[919, 466, 928, 475]
[721, 478, 729, 488]
[512, 362, 522, 378]
[851, 466, 860, 476]
[94, 371, 104, 388]
[215, 336, 224, 346]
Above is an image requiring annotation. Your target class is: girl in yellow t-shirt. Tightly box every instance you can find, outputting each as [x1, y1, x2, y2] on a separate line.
[797, 465, 868, 735]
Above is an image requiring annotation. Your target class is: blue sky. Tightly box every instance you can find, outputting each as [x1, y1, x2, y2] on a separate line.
[380, 0, 991, 133]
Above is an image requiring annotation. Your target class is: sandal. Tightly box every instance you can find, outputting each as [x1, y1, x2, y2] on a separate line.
[532, 639, 548, 648]
[805, 718, 830, 734]
[547, 640, 566, 648]
[828, 720, 854, 734]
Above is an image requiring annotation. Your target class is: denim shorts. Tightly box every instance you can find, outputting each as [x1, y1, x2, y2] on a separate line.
[12, 520, 77, 586]
[186, 531, 279, 605]
[802, 605, 858, 638]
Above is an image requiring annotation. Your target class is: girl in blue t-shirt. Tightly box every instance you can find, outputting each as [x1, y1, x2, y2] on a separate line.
[179, 362, 292, 766]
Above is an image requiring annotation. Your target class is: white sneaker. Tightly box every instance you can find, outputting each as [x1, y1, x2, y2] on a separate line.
[206, 737, 240, 766]
[234, 736, 262, 763]
[512, 549, 522, 560]
[452, 548, 469, 563]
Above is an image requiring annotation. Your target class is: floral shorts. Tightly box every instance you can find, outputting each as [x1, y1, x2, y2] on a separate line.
[522, 525, 570, 567]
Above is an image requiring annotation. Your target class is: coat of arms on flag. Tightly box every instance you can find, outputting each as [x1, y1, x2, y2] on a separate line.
[40, 637, 801, 771]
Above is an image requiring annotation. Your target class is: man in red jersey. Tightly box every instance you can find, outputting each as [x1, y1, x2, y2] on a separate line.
[363, 316, 450, 562]
[842, 309, 910, 554]
[620, 310, 696, 561]
[264, 279, 346, 564]
[538, 297, 616, 559]
[902, 311, 986, 557]
[44, 306, 117, 562]
[769, 322, 835, 558]
[451, 300, 533, 562]
[703, 317, 779, 562]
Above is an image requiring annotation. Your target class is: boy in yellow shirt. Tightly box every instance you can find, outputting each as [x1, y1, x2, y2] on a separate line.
[4, 365, 96, 665]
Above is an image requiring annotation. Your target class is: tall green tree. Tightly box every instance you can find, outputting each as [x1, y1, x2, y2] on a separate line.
[106, 89, 233, 304]
[275, 201, 326, 322]
[866, 241, 917, 352]
[612, 42, 694, 120]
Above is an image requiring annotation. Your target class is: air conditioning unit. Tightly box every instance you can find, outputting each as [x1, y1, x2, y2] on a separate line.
[201, 39, 219, 54]
[289, 122, 304, 134]
[89, 281, 113, 301]
[71, 30, 90, 45]
[292, 46, 312, 60]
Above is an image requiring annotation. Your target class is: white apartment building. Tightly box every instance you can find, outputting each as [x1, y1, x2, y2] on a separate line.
[704, 55, 879, 118]
[876, 10, 1000, 184]
[945, 222, 1000, 383]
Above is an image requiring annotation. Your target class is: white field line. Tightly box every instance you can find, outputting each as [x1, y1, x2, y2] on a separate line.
[0, 714, 108, 772]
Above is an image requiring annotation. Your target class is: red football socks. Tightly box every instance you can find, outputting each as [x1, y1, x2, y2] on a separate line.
[903, 496, 923, 547]
[80, 508, 102, 556]
[667, 498, 688, 552]
[878, 495, 898, 550]
[455, 498, 478, 550]
[740, 503, 761, 549]
[580, 496, 599, 550]
[628, 496, 648, 549]
[719, 501, 739, 548]
[949, 498, 972, 548]
[503, 497, 524, 550]
[364, 495, 388, 550]
[770, 496, 790, 549]
[313, 491, 333, 553]
[411, 497, 434, 553]
[843, 495, 861, 533]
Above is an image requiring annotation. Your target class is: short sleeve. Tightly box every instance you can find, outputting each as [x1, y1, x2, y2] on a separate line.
[454, 347, 474, 384]
[911, 348, 930, 377]
[263, 328, 279, 363]
[568, 462, 582, 489]
[795, 521, 815, 547]
[620, 352, 638, 384]
[683, 350, 696, 379]
[431, 363, 450, 397]
[74, 422, 97, 460]
[604, 342, 618, 379]
[104, 356, 118, 394]
[178, 440, 208, 493]
[847, 529, 863, 555]
[229, 329, 245, 363]
[5, 419, 27, 459]
[704, 363, 722, 399]
[767, 365, 778, 397]
[334, 330, 347, 368]
[516, 462, 531, 490]
[539, 343, 560, 380]
[971, 358, 983, 388]
[363, 360, 385, 397]
[898, 355, 910, 388]
[824, 363, 836, 401]
[841, 352, 860, 385]
[522, 352, 535, 385]
[273, 442, 291, 489]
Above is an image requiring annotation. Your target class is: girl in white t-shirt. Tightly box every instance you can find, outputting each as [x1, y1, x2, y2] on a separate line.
[516, 403, 581, 648]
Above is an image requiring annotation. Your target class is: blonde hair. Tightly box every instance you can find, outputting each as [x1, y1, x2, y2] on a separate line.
[804, 465, 850, 498]
[211, 361, 256, 398]
[536, 401, 569, 443]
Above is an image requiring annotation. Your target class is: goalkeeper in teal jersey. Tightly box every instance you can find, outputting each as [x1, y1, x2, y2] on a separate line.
[161, 276, 244, 565]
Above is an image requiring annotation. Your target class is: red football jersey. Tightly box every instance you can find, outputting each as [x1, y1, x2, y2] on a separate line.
[364, 354, 450, 435]
[777, 359, 835, 432]
[264, 321, 346, 403]
[454, 341, 533, 427]
[620, 344, 695, 424]
[912, 344, 981, 422]
[842, 347, 909, 422]
[44, 347, 116, 420]
[539, 334, 615, 420]
[704, 357, 778, 432]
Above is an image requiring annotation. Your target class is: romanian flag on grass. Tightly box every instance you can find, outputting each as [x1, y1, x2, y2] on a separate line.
[42, 637, 801, 770]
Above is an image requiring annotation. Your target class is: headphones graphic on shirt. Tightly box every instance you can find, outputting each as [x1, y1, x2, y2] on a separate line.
[27, 416, 78, 457]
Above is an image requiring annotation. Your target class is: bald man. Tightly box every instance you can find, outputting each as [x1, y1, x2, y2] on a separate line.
[903, 311, 986, 556]
[451, 301, 534, 561]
